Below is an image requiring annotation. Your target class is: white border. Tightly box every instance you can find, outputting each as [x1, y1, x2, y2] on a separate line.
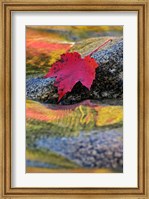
[11, 11, 138, 187]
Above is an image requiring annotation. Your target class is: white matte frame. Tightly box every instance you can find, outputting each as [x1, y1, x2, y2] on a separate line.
[11, 11, 138, 188]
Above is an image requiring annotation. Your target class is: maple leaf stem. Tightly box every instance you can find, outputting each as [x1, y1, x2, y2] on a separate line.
[89, 39, 112, 57]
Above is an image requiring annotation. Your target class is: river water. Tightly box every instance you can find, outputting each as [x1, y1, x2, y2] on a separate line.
[26, 99, 123, 173]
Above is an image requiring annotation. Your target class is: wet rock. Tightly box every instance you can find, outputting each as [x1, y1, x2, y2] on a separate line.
[34, 129, 123, 170]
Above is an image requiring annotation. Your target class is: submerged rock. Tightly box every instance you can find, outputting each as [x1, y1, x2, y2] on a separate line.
[35, 129, 123, 170]
[26, 37, 123, 105]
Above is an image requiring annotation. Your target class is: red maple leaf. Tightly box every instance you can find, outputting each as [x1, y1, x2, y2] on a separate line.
[44, 39, 112, 101]
[44, 52, 98, 101]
